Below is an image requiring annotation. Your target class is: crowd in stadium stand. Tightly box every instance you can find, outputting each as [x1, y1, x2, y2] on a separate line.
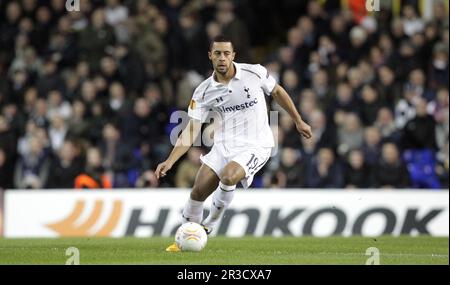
[0, 0, 448, 190]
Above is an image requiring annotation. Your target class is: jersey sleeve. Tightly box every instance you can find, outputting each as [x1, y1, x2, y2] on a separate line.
[254, 64, 277, 95]
[187, 84, 210, 123]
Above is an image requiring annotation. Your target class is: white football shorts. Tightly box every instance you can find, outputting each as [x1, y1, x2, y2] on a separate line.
[200, 143, 272, 189]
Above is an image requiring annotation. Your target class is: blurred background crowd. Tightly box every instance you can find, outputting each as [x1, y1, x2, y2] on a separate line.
[0, 0, 448, 190]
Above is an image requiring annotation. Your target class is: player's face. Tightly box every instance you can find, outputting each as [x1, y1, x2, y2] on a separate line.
[208, 42, 235, 75]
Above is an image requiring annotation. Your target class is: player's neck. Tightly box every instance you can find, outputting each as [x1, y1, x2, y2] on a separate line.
[214, 64, 236, 85]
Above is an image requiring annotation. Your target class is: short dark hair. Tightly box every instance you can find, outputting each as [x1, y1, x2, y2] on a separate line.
[209, 34, 234, 51]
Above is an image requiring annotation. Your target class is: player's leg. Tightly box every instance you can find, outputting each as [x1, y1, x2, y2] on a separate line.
[201, 161, 245, 233]
[202, 147, 271, 234]
[181, 163, 220, 224]
[167, 164, 219, 252]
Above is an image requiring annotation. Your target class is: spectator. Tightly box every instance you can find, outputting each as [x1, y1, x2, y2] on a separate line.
[374, 107, 400, 142]
[48, 115, 68, 152]
[376, 65, 401, 107]
[29, 98, 49, 129]
[308, 109, 336, 151]
[328, 13, 350, 60]
[8, 69, 31, 107]
[344, 148, 373, 189]
[402, 4, 424, 37]
[113, 43, 146, 94]
[78, 8, 116, 70]
[99, 56, 120, 85]
[348, 26, 369, 65]
[307, 148, 344, 188]
[36, 59, 65, 99]
[280, 69, 301, 104]
[99, 123, 134, 187]
[105, 81, 132, 120]
[143, 84, 168, 135]
[297, 89, 318, 123]
[216, 0, 251, 62]
[132, 13, 166, 79]
[395, 86, 420, 129]
[178, 8, 210, 75]
[78, 80, 97, 107]
[390, 18, 407, 48]
[311, 69, 332, 108]
[317, 35, 338, 68]
[121, 97, 160, 148]
[46, 140, 84, 188]
[22, 87, 39, 116]
[67, 100, 89, 139]
[75, 147, 112, 189]
[406, 69, 434, 101]
[337, 113, 364, 157]
[359, 85, 384, 126]
[428, 44, 449, 90]
[402, 97, 437, 150]
[14, 136, 50, 189]
[33, 6, 53, 54]
[86, 101, 108, 145]
[46, 89, 72, 121]
[0, 2, 22, 57]
[373, 143, 410, 188]
[327, 81, 358, 125]
[46, 26, 78, 68]
[362, 126, 382, 167]
[175, 148, 203, 188]
[275, 147, 308, 188]
[347, 66, 365, 96]
[428, 87, 449, 151]
[105, 0, 129, 28]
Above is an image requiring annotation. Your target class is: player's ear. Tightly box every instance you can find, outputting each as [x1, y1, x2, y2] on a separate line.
[231, 51, 235, 61]
[208, 51, 212, 60]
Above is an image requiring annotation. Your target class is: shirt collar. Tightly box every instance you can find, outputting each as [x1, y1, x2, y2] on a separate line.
[211, 62, 241, 87]
[234, 62, 242, 80]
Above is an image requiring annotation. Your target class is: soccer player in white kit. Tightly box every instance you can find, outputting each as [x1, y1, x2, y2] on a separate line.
[156, 35, 312, 251]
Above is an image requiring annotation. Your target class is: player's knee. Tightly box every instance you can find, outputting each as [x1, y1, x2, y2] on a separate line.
[220, 173, 238, 186]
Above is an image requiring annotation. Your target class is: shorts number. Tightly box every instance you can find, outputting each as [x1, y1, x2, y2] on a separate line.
[246, 154, 258, 170]
[246, 153, 269, 175]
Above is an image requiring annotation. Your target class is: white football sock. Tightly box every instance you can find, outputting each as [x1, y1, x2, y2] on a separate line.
[202, 182, 236, 231]
[182, 198, 204, 224]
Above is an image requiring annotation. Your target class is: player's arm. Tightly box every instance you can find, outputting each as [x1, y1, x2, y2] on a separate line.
[271, 84, 312, 139]
[155, 119, 202, 179]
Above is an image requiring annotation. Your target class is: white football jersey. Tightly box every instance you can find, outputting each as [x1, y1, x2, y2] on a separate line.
[188, 62, 276, 149]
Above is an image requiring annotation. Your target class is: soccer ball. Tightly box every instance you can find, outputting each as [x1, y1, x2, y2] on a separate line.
[175, 222, 208, 252]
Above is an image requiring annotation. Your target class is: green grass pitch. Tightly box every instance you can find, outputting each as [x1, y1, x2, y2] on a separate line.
[0, 236, 448, 265]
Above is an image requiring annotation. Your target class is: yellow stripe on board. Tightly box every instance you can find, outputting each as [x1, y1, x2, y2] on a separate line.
[419, 0, 424, 17]
[392, 0, 401, 17]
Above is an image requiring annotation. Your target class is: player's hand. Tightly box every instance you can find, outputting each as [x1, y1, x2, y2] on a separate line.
[155, 160, 173, 179]
[295, 120, 312, 139]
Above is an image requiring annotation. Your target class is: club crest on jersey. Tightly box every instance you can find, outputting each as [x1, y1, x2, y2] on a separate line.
[244, 87, 251, 98]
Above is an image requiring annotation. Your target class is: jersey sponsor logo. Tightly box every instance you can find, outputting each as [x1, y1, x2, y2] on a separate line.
[219, 98, 258, 113]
